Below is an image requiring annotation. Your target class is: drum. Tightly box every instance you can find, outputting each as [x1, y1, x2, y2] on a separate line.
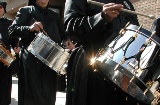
[96, 24, 160, 104]
[0, 45, 16, 67]
[27, 32, 70, 74]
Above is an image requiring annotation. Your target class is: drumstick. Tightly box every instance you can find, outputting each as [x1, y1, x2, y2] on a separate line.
[32, 18, 48, 36]
[87, 0, 156, 19]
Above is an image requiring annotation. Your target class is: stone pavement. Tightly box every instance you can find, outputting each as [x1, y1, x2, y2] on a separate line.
[11, 77, 66, 105]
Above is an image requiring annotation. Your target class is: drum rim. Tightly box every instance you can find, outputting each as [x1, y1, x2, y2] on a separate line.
[96, 58, 155, 104]
[126, 24, 160, 47]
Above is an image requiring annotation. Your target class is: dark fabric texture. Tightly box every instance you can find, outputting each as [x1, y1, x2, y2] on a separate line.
[64, 0, 139, 54]
[11, 53, 20, 75]
[0, 2, 7, 13]
[9, 4, 65, 105]
[10, 38, 20, 76]
[146, 18, 160, 82]
[0, 62, 12, 105]
[28, 0, 36, 6]
[0, 17, 12, 105]
[63, 0, 149, 105]
[0, 17, 13, 49]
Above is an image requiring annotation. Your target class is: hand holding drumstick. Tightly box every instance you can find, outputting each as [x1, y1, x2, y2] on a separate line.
[88, 0, 156, 19]
[64, 39, 77, 52]
[101, 3, 124, 22]
[29, 18, 48, 35]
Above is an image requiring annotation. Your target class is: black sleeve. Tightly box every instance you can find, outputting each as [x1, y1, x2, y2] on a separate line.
[9, 37, 20, 48]
[150, 18, 160, 38]
[64, 0, 108, 42]
[8, 6, 31, 38]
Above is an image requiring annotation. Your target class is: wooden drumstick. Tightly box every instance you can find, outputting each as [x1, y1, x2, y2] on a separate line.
[33, 18, 48, 36]
[87, 0, 156, 19]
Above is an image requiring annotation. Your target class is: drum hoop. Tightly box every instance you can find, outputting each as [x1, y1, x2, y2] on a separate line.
[97, 58, 155, 102]
[0, 45, 15, 66]
[126, 24, 160, 47]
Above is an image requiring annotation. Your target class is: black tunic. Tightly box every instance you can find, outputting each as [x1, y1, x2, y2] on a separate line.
[9, 4, 65, 105]
[64, 0, 148, 105]
[0, 17, 12, 105]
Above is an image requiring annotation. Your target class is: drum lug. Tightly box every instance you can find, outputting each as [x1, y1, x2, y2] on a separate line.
[144, 80, 154, 95]
[119, 22, 130, 36]
[96, 48, 105, 57]
[119, 29, 126, 36]
[126, 97, 128, 100]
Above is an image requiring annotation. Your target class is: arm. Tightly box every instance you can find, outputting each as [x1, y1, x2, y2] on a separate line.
[64, 0, 108, 42]
[9, 6, 32, 38]
[64, 0, 123, 42]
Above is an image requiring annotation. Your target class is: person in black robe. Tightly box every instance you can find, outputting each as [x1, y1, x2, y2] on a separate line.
[9, 0, 69, 105]
[11, 38, 21, 77]
[63, 0, 153, 105]
[0, 1, 17, 105]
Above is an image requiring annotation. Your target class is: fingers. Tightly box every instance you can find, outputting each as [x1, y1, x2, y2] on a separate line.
[64, 39, 75, 50]
[14, 47, 20, 53]
[29, 21, 43, 32]
[102, 3, 124, 22]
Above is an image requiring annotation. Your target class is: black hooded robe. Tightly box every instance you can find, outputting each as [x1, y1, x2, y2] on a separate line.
[0, 17, 12, 105]
[9, 3, 65, 105]
[64, 0, 150, 105]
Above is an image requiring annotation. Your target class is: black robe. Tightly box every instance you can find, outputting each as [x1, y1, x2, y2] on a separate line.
[148, 18, 160, 83]
[64, 0, 150, 105]
[0, 17, 12, 105]
[9, 4, 65, 105]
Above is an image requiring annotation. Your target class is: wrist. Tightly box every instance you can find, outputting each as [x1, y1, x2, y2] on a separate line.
[101, 12, 112, 22]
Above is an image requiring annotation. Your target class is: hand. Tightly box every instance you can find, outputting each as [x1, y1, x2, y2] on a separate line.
[14, 47, 20, 54]
[102, 3, 123, 22]
[29, 21, 43, 32]
[64, 39, 76, 52]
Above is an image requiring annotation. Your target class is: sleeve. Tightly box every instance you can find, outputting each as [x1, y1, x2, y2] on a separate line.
[9, 37, 20, 48]
[150, 18, 160, 38]
[56, 13, 66, 41]
[119, 0, 139, 26]
[64, 0, 108, 42]
[8, 7, 31, 38]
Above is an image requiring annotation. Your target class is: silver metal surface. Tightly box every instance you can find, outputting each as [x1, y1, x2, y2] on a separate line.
[96, 24, 160, 104]
[27, 32, 70, 74]
[0, 47, 15, 66]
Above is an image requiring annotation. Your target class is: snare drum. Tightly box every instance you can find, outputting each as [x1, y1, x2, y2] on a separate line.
[27, 32, 70, 74]
[96, 24, 160, 104]
[0, 45, 16, 67]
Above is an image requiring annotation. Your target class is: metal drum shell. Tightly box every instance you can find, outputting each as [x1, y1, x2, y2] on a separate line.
[27, 32, 70, 74]
[96, 24, 160, 105]
[0, 45, 16, 67]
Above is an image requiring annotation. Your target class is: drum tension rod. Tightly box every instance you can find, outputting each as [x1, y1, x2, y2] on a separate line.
[114, 25, 143, 71]
[109, 22, 131, 56]
[132, 24, 143, 39]
[130, 31, 155, 84]
[144, 81, 154, 95]
[145, 31, 156, 45]
[119, 22, 130, 36]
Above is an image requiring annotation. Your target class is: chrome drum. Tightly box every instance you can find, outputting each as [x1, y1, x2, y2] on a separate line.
[96, 24, 160, 104]
[27, 32, 70, 74]
[0, 45, 15, 67]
